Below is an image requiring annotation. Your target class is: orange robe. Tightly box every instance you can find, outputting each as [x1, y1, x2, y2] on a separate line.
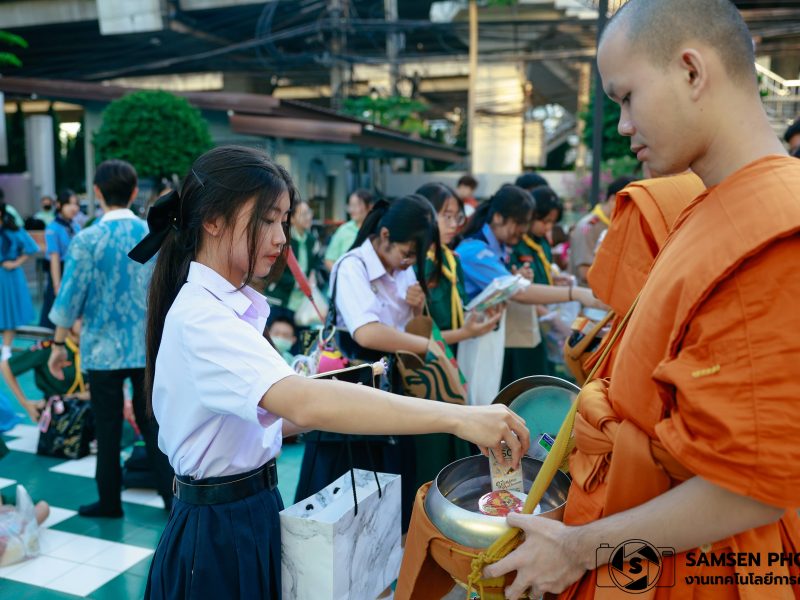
[563, 155, 800, 599]
[576, 173, 705, 382]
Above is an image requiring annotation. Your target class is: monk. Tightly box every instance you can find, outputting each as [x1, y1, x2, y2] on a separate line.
[483, 1, 800, 599]
[569, 171, 705, 382]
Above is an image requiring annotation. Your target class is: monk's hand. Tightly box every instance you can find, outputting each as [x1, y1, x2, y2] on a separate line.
[456, 405, 529, 469]
[483, 514, 587, 600]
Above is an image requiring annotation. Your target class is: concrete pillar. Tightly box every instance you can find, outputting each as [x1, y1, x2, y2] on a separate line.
[83, 106, 103, 217]
[0, 93, 7, 167]
[472, 63, 525, 175]
[24, 114, 56, 202]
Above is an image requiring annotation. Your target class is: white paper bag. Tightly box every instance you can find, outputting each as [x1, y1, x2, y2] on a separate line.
[280, 469, 402, 600]
[457, 312, 506, 406]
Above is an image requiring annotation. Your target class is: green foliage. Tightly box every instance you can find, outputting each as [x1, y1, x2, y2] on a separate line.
[0, 30, 27, 68]
[93, 90, 212, 179]
[603, 155, 640, 179]
[342, 95, 430, 136]
[579, 88, 631, 163]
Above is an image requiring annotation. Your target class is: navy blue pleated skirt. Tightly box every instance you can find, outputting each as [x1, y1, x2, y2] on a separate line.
[145, 472, 284, 600]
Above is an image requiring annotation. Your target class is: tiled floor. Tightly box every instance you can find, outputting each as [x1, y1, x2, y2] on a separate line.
[0, 346, 306, 599]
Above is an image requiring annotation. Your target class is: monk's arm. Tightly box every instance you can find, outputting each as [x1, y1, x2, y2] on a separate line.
[565, 476, 784, 571]
[484, 476, 783, 596]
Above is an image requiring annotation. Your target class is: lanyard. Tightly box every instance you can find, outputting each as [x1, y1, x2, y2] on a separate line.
[591, 204, 611, 227]
[427, 246, 465, 330]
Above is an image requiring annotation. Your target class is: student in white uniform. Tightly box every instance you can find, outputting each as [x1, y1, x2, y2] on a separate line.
[128, 146, 529, 600]
[295, 195, 438, 530]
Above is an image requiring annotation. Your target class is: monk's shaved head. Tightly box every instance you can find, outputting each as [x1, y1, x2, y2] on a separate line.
[604, 0, 756, 87]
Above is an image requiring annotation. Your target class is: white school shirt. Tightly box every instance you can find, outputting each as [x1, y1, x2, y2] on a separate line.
[153, 261, 296, 479]
[330, 238, 418, 334]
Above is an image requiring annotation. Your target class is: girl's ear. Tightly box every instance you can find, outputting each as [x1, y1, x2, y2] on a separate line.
[379, 226, 390, 244]
[203, 215, 224, 237]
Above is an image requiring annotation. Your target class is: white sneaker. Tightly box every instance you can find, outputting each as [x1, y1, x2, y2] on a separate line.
[1, 347, 11, 362]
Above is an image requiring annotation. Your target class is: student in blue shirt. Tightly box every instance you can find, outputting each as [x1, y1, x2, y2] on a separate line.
[0, 202, 40, 362]
[457, 184, 602, 307]
[47, 160, 174, 519]
[40, 189, 81, 329]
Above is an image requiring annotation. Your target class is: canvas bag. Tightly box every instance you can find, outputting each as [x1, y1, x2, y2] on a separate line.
[456, 311, 507, 406]
[280, 468, 402, 600]
[395, 312, 467, 405]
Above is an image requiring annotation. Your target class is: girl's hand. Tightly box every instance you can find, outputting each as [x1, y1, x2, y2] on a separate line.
[463, 310, 503, 339]
[2, 260, 16, 270]
[454, 405, 530, 469]
[405, 283, 426, 311]
[512, 262, 534, 282]
[572, 286, 608, 310]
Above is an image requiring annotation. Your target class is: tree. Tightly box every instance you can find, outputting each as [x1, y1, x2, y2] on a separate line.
[579, 88, 631, 163]
[342, 95, 430, 136]
[0, 31, 27, 68]
[93, 90, 212, 180]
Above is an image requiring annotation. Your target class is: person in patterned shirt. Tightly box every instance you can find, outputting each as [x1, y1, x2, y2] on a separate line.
[47, 160, 173, 519]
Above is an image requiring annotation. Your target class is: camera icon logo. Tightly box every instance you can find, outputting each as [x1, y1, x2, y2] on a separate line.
[596, 540, 675, 592]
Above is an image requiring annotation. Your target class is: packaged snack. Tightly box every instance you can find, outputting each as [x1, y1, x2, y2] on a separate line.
[478, 490, 525, 517]
[489, 444, 523, 492]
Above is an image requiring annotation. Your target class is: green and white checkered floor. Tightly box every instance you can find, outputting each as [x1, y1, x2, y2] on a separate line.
[0, 345, 305, 599]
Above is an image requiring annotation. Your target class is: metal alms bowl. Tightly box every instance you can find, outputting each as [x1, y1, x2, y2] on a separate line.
[424, 454, 571, 549]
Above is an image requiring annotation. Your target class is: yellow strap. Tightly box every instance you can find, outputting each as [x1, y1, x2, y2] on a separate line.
[427, 246, 465, 330]
[591, 204, 612, 227]
[64, 337, 85, 395]
[464, 294, 640, 597]
[522, 235, 553, 285]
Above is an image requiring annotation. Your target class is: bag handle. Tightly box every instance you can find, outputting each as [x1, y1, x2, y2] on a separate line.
[322, 252, 371, 343]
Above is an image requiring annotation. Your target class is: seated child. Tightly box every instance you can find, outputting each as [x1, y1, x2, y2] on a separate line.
[0, 322, 86, 423]
[268, 316, 297, 366]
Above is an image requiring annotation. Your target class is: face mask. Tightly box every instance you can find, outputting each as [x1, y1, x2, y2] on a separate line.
[273, 336, 293, 355]
[42, 204, 52, 211]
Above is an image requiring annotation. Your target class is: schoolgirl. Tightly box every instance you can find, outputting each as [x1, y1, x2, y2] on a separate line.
[132, 146, 529, 600]
[504, 186, 565, 381]
[0, 202, 40, 361]
[295, 194, 439, 530]
[40, 189, 81, 328]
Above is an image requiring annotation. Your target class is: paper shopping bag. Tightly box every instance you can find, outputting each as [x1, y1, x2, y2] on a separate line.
[280, 468, 402, 600]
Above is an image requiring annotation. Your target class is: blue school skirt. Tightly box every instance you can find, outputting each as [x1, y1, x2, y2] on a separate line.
[145, 466, 284, 600]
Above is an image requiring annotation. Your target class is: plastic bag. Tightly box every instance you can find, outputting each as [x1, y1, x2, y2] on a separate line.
[539, 301, 581, 364]
[0, 485, 42, 567]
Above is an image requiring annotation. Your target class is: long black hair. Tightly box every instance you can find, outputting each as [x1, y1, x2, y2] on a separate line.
[145, 145, 298, 406]
[416, 182, 463, 284]
[349, 194, 438, 297]
[531, 186, 562, 222]
[461, 184, 534, 239]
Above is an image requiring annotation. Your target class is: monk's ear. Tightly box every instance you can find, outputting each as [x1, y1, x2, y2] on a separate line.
[678, 48, 708, 101]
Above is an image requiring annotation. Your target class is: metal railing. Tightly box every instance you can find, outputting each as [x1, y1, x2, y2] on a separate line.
[756, 63, 800, 129]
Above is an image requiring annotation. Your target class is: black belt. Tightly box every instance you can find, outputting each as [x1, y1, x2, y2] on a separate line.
[173, 459, 278, 505]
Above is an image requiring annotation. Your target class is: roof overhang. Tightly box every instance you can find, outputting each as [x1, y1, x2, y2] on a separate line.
[0, 76, 467, 163]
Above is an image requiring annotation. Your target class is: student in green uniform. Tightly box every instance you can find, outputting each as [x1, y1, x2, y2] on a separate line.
[0, 322, 85, 422]
[504, 187, 565, 383]
[413, 183, 503, 488]
[416, 183, 502, 346]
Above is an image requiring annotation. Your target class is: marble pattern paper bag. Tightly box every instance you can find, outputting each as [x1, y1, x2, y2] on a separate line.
[280, 468, 402, 600]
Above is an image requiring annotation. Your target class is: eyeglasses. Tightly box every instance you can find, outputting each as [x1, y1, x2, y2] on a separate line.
[441, 212, 466, 226]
